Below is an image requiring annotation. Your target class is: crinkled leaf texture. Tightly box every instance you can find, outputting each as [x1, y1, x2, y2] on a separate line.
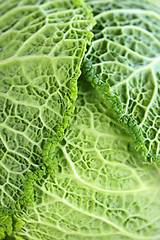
[16, 80, 160, 240]
[84, 0, 160, 165]
[0, 0, 94, 237]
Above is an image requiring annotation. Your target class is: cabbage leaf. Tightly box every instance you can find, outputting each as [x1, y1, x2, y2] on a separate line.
[0, 0, 94, 237]
[84, 0, 160, 165]
[1, 0, 160, 239]
[16, 79, 160, 239]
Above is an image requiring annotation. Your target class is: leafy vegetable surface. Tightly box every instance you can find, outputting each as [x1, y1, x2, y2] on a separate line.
[16, 80, 160, 240]
[85, 0, 160, 164]
[1, 0, 160, 239]
[0, 0, 94, 236]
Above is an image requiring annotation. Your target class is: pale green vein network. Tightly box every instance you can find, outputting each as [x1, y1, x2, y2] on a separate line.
[61, 145, 146, 193]
[85, 0, 160, 163]
[16, 79, 160, 240]
[0, 0, 94, 231]
[94, 9, 160, 20]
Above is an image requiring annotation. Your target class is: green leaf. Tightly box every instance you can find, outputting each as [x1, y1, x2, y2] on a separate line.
[0, 0, 94, 236]
[16, 79, 160, 240]
[84, 0, 160, 165]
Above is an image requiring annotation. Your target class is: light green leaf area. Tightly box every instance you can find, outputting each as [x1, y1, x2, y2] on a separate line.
[17, 80, 160, 240]
[0, 0, 94, 210]
[85, 0, 160, 163]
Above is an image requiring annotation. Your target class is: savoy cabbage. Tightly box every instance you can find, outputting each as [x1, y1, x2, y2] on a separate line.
[0, 0, 94, 238]
[84, 0, 160, 165]
[0, 0, 160, 239]
[17, 79, 160, 239]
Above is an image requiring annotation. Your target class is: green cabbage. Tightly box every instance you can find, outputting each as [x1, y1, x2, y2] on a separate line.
[0, 0, 94, 238]
[16, 79, 160, 239]
[1, 0, 160, 239]
[84, 0, 160, 165]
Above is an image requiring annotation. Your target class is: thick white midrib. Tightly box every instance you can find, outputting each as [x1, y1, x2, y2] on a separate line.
[0, 5, 44, 42]
[19, 220, 132, 239]
[0, 161, 15, 174]
[0, 147, 38, 169]
[0, 5, 38, 21]
[58, 172, 157, 192]
[0, 20, 82, 40]
[39, 110, 53, 133]
[0, 91, 42, 109]
[4, 178, 24, 192]
[19, 212, 114, 236]
[0, 132, 9, 152]
[60, 145, 147, 193]
[0, 91, 55, 135]
[95, 9, 160, 20]
[111, 56, 160, 91]
[97, 150, 145, 187]
[14, 14, 89, 57]
[12, 8, 76, 57]
[18, 218, 131, 239]
[0, 184, 16, 203]
[20, 213, 160, 240]
[64, 135, 146, 187]
[88, 0, 112, 4]
[65, 139, 132, 164]
[0, 151, 38, 172]
[88, 38, 152, 62]
[42, 103, 62, 118]
[41, 0, 72, 9]
[71, 120, 132, 142]
[0, 90, 63, 119]
[112, 56, 160, 116]
[48, 18, 93, 56]
[0, 123, 41, 150]
[0, 55, 76, 66]
[32, 184, 159, 240]
[40, 5, 79, 16]
[93, 61, 134, 71]
[92, 130, 131, 140]
[103, 25, 160, 47]
[14, 23, 47, 57]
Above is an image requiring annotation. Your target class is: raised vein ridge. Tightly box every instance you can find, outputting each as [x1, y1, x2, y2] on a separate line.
[84, 0, 160, 166]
